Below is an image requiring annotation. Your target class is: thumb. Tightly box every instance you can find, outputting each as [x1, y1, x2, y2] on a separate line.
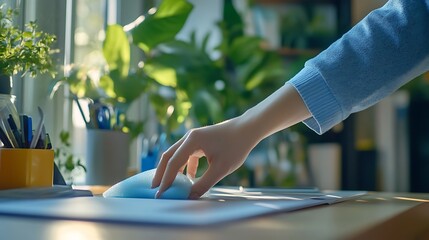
[188, 166, 225, 200]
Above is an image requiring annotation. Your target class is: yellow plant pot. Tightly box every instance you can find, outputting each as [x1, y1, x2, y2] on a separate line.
[0, 149, 54, 190]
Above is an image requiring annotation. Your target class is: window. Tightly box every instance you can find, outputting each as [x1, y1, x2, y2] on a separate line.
[70, 1, 148, 180]
[2, 0, 149, 183]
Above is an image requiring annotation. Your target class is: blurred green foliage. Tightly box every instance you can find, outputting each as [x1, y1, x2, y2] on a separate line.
[402, 72, 429, 100]
[0, 4, 56, 94]
[50, 0, 192, 138]
[0, 5, 56, 77]
[51, 0, 288, 141]
[145, 0, 287, 135]
[54, 131, 86, 184]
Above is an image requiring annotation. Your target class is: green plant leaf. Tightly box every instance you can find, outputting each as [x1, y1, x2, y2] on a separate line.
[144, 61, 178, 87]
[149, 92, 174, 125]
[147, 88, 190, 132]
[223, 0, 244, 43]
[103, 24, 130, 78]
[154, 0, 191, 18]
[0, 6, 56, 78]
[245, 60, 286, 90]
[229, 36, 263, 65]
[171, 90, 192, 127]
[123, 120, 145, 139]
[144, 40, 219, 90]
[105, 69, 148, 104]
[235, 52, 265, 85]
[99, 75, 116, 98]
[65, 155, 75, 171]
[59, 131, 70, 145]
[117, 72, 150, 103]
[77, 159, 87, 172]
[201, 32, 211, 52]
[192, 90, 222, 125]
[129, 0, 193, 53]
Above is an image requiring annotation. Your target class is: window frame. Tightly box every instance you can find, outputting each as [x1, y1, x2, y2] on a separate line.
[14, 0, 149, 180]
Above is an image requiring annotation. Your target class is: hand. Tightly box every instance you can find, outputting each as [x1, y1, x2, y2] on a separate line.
[151, 117, 258, 199]
[151, 83, 310, 199]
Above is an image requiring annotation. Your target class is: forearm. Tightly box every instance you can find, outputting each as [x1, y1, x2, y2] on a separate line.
[237, 82, 310, 145]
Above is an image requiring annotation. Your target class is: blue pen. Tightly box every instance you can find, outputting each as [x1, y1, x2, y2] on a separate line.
[0, 126, 13, 148]
[26, 116, 32, 148]
[20, 115, 32, 148]
[7, 115, 22, 148]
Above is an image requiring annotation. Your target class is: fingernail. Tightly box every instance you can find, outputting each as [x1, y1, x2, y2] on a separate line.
[186, 174, 195, 184]
[155, 190, 162, 199]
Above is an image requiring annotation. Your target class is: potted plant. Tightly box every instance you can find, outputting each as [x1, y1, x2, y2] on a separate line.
[50, 0, 193, 138]
[0, 5, 56, 94]
[136, 0, 309, 187]
[49, 0, 193, 184]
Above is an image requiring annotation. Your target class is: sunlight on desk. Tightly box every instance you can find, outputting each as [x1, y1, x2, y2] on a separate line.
[393, 196, 429, 203]
[0, 192, 428, 240]
[47, 222, 102, 240]
[375, 197, 387, 201]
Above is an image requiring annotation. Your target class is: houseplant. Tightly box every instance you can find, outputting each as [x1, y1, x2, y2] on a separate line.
[143, 0, 312, 187]
[0, 5, 56, 94]
[49, 0, 193, 184]
[143, 0, 287, 128]
[98, 0, 293, 183]
[0, 4, 57, 153]
[50, 0, 193, 139]
[51, 0, 301, 186]
[129, 0, 303, 186]
[0, 5, 56, 142]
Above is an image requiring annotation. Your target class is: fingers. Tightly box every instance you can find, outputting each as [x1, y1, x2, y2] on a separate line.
[151, 135, 186, 188]
[178, 165, 186, 174]
[188, 165, 225, 199]
[186, 155, 200, 179]
[155, 133, 199, 198]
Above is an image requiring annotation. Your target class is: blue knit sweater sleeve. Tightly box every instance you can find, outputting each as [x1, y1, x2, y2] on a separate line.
[288, 0, 429, 134]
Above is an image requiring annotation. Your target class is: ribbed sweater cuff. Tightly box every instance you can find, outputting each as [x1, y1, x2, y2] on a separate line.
[288, 67, 343, 135]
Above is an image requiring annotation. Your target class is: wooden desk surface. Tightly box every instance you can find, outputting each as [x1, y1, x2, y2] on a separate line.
[0, 191, 428, 240]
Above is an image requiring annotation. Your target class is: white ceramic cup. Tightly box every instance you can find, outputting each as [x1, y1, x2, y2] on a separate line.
[85, 129, 130, 185]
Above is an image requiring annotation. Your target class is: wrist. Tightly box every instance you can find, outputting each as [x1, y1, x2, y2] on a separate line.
[235, 83, 311, 146]
[231, 110, 266, 149]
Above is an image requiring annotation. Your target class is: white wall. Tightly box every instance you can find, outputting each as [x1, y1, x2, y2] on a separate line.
[176, 0, 222, 59]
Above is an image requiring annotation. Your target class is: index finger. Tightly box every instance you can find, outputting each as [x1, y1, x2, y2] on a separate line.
[152, 135, 186, 188]
[155, 134, 199, 198]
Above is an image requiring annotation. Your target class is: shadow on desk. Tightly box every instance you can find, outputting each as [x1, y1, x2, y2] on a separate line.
[347, 202, 429, 240]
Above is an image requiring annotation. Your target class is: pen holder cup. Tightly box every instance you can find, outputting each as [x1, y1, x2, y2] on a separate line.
[0, 149, 54, 190]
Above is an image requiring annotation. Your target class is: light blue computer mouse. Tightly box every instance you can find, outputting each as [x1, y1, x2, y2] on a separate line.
[103, 169, 193, 199]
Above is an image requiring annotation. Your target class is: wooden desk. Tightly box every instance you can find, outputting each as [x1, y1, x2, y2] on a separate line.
[0, 192, 428, 240]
